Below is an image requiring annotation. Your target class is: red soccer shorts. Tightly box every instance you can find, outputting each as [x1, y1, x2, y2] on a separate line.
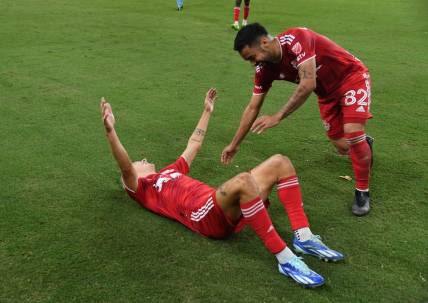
[318, 72, 373, 140]
[187, 192, 237, 239]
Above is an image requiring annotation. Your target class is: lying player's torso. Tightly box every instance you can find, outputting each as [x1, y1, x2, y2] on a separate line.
[138, 169, 214, 223]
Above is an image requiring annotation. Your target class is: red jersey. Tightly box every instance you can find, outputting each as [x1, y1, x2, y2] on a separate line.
[253, 27, 368, 98]
[123, 157, 217, 232]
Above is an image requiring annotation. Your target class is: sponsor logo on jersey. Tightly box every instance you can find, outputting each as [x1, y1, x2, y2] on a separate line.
[291, 42, 302, 55]
[356, 106, 366, 112]
[296, 52, 306, 62]
[154, 171, 182, 192]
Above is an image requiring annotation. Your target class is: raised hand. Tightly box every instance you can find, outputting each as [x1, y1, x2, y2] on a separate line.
[100, 97, 115, 133]
[204, 88, 217, 113]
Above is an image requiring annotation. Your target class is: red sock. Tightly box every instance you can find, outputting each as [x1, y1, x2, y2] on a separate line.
[241, 197, 286, 254]
[345, 131, 371, 190]
[243, 5, 250, 19]
[233, 7, 240, 22]
[277, 176, 309, 230]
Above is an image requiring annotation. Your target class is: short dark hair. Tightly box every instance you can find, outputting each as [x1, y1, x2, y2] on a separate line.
[234, 23, 268, 52]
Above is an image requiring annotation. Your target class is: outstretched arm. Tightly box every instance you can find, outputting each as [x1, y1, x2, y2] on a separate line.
[101, 98, 138, 192]
[250, 57, 316, 134]
[181, 88, 217, 167]
[221, 93, 266, 164]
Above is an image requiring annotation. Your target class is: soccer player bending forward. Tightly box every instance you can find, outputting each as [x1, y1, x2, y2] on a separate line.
[222, 23, 374, 216]
[100, 88, 344, 288]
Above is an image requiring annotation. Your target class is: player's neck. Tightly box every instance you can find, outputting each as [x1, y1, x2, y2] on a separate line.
[137, 168, 157, 178]
[272, 38, 282, 62]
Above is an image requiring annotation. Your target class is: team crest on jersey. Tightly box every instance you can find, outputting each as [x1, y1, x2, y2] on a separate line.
[291, 42, 302, 55]
[154, 171, 182, 192]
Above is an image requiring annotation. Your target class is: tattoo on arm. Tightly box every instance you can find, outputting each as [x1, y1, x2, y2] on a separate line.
[190, 128, 206, 142]
[194, 128, 206, 136]
[299, 67, 315, 80]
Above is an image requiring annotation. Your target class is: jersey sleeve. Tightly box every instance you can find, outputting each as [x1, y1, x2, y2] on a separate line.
[253, 65, 273, 95]
[286, 28, 316, 67]
[121, 176, 142, 198]
[160, 156, 190, 175]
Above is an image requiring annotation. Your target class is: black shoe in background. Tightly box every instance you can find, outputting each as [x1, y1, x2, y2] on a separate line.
[352, 189, 370, 216]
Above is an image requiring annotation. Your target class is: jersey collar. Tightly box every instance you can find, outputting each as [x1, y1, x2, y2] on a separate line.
[274, 37, 283, 61]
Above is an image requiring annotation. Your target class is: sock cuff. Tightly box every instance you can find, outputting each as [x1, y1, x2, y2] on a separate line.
[293, 227, 312, 241]
[234, 7, 241, 10]
[273, 243, 289, 257]
[345, 131, 366, 145]
[292, 224, 310, 231]
[277, 175, 299, 189]
[241, 197, 264, 218]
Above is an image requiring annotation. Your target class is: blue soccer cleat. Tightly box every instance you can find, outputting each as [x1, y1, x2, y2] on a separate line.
[278, 256, 325, 288]
[293, 235, 344, 262]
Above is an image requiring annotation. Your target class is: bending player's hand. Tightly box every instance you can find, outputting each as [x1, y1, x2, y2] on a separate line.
[221, 144, 239, 165]
[250, 114, 281, 134]
[204, 88, 217, 113]
[100, 97, 115, 133]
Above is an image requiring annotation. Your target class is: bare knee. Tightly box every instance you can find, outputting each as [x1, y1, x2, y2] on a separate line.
[269, 154, 295, 174]
[270, 154, 291, 165]
[234, 172, 259, 195]
[235, 172, 255, 186]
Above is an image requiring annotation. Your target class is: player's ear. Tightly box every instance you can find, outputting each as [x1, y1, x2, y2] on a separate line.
[259, 36, 270, 49]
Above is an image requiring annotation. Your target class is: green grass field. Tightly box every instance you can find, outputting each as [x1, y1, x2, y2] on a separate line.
[1, 0, 428, 302]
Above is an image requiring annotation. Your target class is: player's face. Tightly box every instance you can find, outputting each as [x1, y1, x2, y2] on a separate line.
[133, 159, 156, 177]
[240, 44, 275, 66]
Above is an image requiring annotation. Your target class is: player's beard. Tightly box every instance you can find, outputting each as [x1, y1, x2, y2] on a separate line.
[259, 58, 276, 66]
[260, 50, 279, 65]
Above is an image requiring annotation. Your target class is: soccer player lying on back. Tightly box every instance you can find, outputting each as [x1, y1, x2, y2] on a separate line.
[100, 88, 344, 288]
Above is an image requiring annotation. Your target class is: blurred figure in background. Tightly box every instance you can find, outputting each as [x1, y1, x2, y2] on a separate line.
[232, 0, 251, 30]
[176, 0, 184, 11]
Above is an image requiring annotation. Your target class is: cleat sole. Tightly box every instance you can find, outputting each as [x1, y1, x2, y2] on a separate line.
[294, 245, 344, 262]
[278, 264, 324, 288]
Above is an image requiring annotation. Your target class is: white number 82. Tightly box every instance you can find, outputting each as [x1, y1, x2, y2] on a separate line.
[344, 89, 368, 106]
